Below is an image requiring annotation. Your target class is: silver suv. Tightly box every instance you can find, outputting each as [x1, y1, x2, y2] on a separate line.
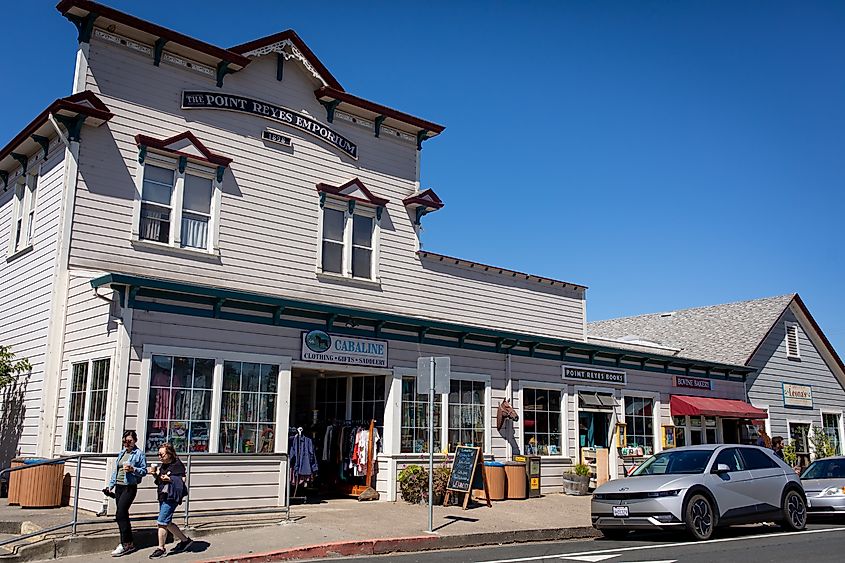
[591, 444, 806, 540]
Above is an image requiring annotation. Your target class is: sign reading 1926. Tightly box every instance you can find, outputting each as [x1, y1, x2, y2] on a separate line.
[182, 91, 358, 159]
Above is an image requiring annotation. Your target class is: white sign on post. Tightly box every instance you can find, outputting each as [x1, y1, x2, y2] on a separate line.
[417, 356, 451, 394]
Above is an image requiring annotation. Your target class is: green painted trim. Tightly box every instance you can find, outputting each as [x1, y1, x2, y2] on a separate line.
[178, 156, 188, 173]
[67, 12, 98, 44]
[216, 62, 234, 88]
[10, 153, 27, 174]
[0, 171, 8, 191]
[376, 206, 384, 221]
[276, 52, 285, 81]
[216, 166, 225, 183]
[90, 273, 754, 378]
[416, 129, 429, 151]
[54, 114, 85, 142]
[138, 145, 147, 164]
[31, 135, 50, 160]
[319, 99, 341, 123]
[374, 115, 385, 138]
[319, 192, 327, 209]
[153, 38, 168, 66]
[347, 199, 355, 215]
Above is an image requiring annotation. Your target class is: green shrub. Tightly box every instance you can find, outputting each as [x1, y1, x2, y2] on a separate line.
[782, 441, 798, 466]
[572, 463, 590, 477]
[398, 465, 428, 504]
[432, 465, 451, 499]
[810, 427, 837, 460]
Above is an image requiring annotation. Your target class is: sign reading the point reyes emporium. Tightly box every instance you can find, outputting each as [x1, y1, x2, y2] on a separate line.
[563, 365, 627, 385]
[301, 330, 387, 367]
[182, 91, 358, 159]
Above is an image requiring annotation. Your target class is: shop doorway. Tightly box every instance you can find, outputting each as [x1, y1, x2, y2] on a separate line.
[722, 419, 740, 444]
[289, 370, 387, 499]
[578, 392, 616, 486]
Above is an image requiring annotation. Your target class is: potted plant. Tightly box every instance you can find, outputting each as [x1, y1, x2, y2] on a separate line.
[563, 463, 591, 495]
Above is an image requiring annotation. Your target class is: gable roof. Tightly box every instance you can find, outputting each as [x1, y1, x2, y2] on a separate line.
[229, 30, 343, 91]
[587, 294, 796, 366]
[316, 178, 389, 207]
[403, 188, 444, 211]
[135, 131, 232, 167]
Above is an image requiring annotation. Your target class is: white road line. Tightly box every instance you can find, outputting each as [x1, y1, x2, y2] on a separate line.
[476, 526, 845, 563]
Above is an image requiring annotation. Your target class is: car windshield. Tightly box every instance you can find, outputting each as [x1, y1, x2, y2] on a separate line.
[631, 449, 713, 476]
[801, 459, 845, 480]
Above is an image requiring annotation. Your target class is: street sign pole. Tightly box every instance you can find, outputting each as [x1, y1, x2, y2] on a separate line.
[428, 356, 435, 534]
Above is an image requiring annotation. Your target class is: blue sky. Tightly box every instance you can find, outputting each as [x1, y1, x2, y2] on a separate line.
[6, 1, 844, 354]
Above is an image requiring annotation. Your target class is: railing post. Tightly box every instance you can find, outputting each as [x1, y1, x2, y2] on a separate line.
[285, 456, 291, 521]
[183, 453, 192, 529]
[71, 456, 82, 536]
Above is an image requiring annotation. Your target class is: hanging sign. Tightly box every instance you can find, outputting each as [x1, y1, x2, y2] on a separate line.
[563, 365, 626, 385]
[301, 330, 387, 367]
[182, 91, 358, 159]
[782, 383, 813, 408]
[673, 375, 712, 391]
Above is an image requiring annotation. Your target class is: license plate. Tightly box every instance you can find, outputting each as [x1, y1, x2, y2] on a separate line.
[612, 506, 629, 517]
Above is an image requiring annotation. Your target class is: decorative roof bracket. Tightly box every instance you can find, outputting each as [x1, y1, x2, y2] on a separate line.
[319, 99, 341, 123]
[276, 52, 284, 81]
[0, 171, 8, 191]
[216, 166, 226, 183]
[54, 113, 86, 142]
[319, 192, 326, 209]
[31, 135, 50, 160]
[376, 206, 384, 221]
[347, 199, 355, 215]
[138, 145, 147, 164]
[153, 38, 168, 66]
[416, 129, 429, 151]
[216, 61, 234, 88]
[178, 156, 188, 173]
[10, 153, 28, 174]
[67, 12, 98, 44]
[374, 115, 386, 138]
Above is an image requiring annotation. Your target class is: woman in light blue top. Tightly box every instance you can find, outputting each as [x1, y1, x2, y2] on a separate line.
[104, 430, 147, 557]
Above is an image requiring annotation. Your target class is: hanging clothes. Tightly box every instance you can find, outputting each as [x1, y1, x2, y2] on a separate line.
[289, 433, 318, 481]
[322, 425, 333, 462]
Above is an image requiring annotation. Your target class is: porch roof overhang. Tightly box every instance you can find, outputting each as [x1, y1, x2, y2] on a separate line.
[670, 395, 768, 419]
[91, 273, 756, 381]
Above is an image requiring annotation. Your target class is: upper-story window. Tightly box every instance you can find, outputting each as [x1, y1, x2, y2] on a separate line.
[785, 322, 800, 359]
[7, 172, 38, 256]
[316, 178, 387, 282]
[132, 132, 231, 255]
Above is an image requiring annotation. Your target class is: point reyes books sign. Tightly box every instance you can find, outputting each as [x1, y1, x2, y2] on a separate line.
[182, 91, 358, 159]
[782, 383, 813, 408]
[301, 330, 387, 367]
[563, 365, 626, 385]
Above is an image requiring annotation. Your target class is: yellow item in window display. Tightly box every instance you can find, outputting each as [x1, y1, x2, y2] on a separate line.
[662, 425, 676, 449]
[616, 422, 627, 448]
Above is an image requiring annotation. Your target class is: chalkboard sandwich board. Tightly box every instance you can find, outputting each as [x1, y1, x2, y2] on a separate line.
[444, 446, 491, 509]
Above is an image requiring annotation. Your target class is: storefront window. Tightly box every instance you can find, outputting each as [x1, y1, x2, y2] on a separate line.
[823, 413, 842, 455]
[66, 358, 110, 453]
[624, 397, 654, 456]
[219, 361, 278, 453]
[351, 375, 386, 425]
[316, 377, 347, 422]
[673, 416, 687, 448]
[689, 416, 703, 445]
[400, 377, 442, 453]
[147, 355, 214, 453]
[448, 379, 485, 451]
[523, 388, 562, 455]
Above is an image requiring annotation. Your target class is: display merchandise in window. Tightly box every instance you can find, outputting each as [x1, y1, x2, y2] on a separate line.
[523, 388, 562, 455]
[448, 380, 484, 452]
[624, 397, 654, 456]
[401, 377, 442, 453]
[219, 361, 278, 453]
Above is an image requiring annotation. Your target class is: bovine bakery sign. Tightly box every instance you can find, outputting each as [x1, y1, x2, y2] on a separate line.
[301, 330, 387, 367]
[182, 91, 358, 159]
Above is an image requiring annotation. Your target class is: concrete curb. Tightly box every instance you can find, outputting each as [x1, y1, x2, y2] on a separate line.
[197, 526, 601, 563]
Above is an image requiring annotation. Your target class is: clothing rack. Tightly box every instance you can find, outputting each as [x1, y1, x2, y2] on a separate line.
[350, 419, 376, 496]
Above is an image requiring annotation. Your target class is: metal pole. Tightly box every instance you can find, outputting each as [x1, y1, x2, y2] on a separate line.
[71, 456, 82, 536]
[285, 457, 291, 521]
[183, 453, 192, 529]
[428, 357, 435, 534]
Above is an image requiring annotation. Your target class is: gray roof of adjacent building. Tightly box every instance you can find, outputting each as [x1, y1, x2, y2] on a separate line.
[587, 294, 797, 366]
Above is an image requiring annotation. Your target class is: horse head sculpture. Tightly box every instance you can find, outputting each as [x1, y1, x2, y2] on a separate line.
[496, 399, 519, 430]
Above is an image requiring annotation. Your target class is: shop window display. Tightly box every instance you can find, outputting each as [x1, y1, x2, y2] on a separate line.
[400, 377, 442, 453]
[220, 361, 278, 453]
[147, 355, 214, 453]
[624, 397, 655, 456]
[448, 379, 485, 452]
[523, 388, 562, 455]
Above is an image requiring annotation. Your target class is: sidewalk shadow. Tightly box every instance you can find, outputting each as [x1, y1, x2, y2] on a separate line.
[184, 540, 210, 554]
[433, 515, 479, 533]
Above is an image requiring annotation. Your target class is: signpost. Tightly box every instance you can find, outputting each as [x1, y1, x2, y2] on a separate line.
[417, 356, 450, 533]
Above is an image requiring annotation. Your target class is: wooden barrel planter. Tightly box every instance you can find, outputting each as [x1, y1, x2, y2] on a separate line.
[562, 473, 590, 496]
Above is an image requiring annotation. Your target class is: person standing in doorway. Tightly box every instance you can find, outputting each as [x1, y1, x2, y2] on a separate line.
[106, 430, 147, 557]
[149, 443, 193, 559]
[772, 436, 786, 460]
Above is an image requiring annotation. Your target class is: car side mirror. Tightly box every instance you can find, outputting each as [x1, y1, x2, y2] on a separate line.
[713, 463, 731, 474]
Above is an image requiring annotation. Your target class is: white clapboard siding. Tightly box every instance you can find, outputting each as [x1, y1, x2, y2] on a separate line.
[67, 34, 586, 343]
[747, 306, 845, 437]
[0, 147, 65, 459]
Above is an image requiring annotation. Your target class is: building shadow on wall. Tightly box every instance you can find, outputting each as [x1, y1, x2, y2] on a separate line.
[0, 372, 30, 469]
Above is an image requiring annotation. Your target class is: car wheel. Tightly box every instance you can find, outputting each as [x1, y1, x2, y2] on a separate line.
[780, 489, 807, 531]
[599, 529, 628, 540]
[684, 493, 715, 541]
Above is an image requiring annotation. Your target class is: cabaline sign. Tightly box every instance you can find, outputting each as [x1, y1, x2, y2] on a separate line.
[182, 91, 358, 159]
[782, 383, 813, 408]
[301, 330, 387, 367]
[563, 365, 626, 385]
[673, 375, 712, 391]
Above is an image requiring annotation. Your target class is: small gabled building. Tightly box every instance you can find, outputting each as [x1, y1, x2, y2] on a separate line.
[589, 294, 845, 464]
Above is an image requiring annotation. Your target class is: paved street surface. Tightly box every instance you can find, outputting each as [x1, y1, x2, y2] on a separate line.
[314, 521, 845, 563]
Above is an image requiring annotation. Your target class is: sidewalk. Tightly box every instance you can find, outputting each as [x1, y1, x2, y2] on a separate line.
[49, 494, 595, 562]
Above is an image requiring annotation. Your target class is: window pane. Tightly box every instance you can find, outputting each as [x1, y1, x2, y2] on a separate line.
[193, 358, 214, 389]
[142, 165, 173, 205]
[260, 364, 278, 393]
[183, 174, 212, 214]
[624, 396, 655, 455]
[181, 213, 208, 249]
[140, 203, 171, 243]
[352, 215, 373, 247]
[352, 247, 372, 279]
[448, 379, 486, 452]
[322, 242, 343, 273]
[243, 363, 261, 392]
[322, 208, 345, 242]
[223, 361, 241, 391]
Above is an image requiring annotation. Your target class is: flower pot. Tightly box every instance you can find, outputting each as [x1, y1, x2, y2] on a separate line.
[562, 474, 590, 496]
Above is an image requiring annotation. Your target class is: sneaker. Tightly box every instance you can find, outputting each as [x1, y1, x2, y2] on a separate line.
[148, 548, 167, 559]
[169, 538, 194, 555]
[110, 544, 125, 557]
[115, 544, 137, 558]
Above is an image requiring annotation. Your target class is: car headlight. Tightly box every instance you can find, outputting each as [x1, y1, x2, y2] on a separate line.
[647, 489, 681, 498]
[821, 486, 845, 496]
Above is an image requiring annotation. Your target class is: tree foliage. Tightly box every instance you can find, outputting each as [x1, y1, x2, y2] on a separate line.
[0, 345, 31, 388]
[810, 426, 838, 460]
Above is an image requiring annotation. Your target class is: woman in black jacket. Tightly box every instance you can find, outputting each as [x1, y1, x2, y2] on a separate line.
[149, 443, 192, 559]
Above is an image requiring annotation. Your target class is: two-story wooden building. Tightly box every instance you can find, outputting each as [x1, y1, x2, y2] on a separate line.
[0, 0, 762, 513]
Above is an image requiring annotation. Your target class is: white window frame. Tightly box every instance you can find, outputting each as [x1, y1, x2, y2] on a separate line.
[138, 345, 289, 454]
[63, 352, 115, 454]
[131, 153, 223, 255]
[517, 380, 568, 458]
[785, 322, 801, 359]
[786, 418, 815, 457]
[573, 385, 621, 480]
[621, 390, 661, 455]
[446, 372, 492, 454]
[315, 197, 382, 283]
[396, 374, 443, 454]
[7, 169, 39, 257]
[820, 410, 844, 456]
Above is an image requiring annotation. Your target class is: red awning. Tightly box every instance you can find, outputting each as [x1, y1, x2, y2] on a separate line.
[670, 395, 768, 419]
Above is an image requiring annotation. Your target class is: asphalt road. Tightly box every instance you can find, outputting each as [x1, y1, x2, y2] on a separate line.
[317, 520, 845, 563]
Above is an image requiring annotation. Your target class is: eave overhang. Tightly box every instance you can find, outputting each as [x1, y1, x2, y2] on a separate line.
[92, 273, 755, 381]
[316, 178, 389, 208]
[403, 188, 444, 225]
[135, 131, 233, 167]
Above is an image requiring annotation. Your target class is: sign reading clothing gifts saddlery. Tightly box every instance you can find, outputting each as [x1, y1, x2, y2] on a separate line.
[562, 365, 626, 385]
[301, 330, 388, 367]
[182, 91, 358, 159]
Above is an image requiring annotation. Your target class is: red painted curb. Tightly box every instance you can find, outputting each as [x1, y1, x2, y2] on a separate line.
[196, 536, 436, 563]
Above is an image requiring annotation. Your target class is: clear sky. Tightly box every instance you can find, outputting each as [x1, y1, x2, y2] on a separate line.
[5, 1, 844, 355]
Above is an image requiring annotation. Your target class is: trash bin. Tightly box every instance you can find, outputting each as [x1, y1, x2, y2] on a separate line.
[504, 461, 527, 499]
[7, 458, 25, 505]
[17, 458, 65, 509]
[475, 461, 506, 501]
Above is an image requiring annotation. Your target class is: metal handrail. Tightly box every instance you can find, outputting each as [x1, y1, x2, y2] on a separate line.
[0, 451, 290, 549]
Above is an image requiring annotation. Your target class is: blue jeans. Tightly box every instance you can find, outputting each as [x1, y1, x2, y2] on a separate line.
[157, 499, 178, 526]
